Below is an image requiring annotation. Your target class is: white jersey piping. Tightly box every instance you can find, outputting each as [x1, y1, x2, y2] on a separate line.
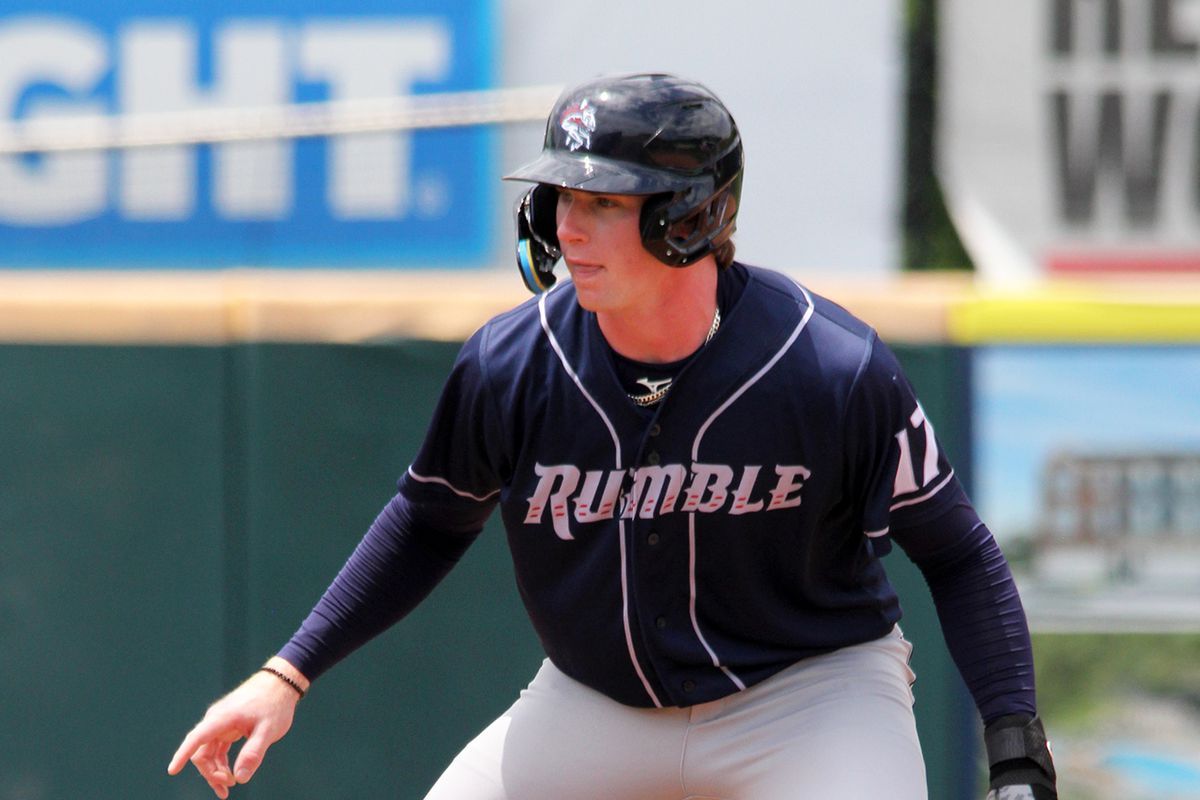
[538, 291, 664, 708]
[866, 469, 956, 537]
[405, 467, 500, 502]
[687, 282, 817, 692]
[889, 469, 956, 512]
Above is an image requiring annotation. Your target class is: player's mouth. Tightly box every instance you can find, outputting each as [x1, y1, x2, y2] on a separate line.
[565, 259, 604, 278]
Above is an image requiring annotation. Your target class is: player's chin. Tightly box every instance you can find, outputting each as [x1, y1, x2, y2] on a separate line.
[571, 287, 605, 312]
[566, 266, 606, 304]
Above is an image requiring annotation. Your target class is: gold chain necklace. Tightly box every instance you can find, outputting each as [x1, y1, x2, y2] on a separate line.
[627, 307, 721, 408]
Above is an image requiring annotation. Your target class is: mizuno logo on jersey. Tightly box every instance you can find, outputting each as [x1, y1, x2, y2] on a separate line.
[525, 462, 812, 540]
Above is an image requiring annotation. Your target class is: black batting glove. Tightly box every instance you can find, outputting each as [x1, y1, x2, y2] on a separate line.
[984, 715, 1057, 800]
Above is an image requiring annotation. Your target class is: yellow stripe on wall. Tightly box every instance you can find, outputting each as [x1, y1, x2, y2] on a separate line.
[948, 281, 1200, 344]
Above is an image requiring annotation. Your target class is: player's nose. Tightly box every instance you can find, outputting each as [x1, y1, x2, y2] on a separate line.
[555, 194, 587, 245]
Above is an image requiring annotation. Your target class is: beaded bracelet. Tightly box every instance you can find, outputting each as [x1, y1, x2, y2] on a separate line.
[259, 666, 306, 699]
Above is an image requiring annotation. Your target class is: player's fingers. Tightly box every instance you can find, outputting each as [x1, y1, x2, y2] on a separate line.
[169, 724, 220, 775]
[232, 723, 277, 784]
[232, 747, 264, 784]
[168, 713, 245, 775]
[211, 738, 235, 780]
[187, 742, 237, 799]
[204, 774, 231, 800]
[201, 769, 232, 800]
[174, 724, 226, 777]
[168, 726, 208, 775]
[194, 740, 233, 777]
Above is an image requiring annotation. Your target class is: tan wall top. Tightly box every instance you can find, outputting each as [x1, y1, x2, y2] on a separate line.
[0, 269, 1196, 345]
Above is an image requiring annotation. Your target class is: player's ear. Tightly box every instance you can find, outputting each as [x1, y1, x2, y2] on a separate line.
[515, 185, 561, 293]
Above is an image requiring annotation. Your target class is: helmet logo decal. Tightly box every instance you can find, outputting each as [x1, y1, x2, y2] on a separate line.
[560, 99, 596, 152]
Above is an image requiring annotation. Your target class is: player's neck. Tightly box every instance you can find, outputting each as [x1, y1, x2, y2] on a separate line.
[597, 264, 719, 364]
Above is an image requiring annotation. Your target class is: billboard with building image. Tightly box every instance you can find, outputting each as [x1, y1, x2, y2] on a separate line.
[974, 343, 1200, 799]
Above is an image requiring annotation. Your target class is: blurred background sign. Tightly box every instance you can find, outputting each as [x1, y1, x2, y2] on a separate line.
[940, 0, 1200, 281]
[0, 0, 497, 267]
[0, 1, 906, 275]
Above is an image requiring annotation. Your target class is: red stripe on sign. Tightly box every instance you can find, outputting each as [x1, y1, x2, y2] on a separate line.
[1048, 253, 1200, 274]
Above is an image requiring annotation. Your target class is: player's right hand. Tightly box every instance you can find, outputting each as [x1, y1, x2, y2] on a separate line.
[167, 662, 306, 798]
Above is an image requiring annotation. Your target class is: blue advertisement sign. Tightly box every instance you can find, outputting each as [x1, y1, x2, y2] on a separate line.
[0, 0, 495, 267]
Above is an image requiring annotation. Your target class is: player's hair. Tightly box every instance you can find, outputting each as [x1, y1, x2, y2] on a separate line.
[715, 240, 736, 270]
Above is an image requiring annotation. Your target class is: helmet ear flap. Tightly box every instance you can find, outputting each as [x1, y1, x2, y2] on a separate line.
[515, 185, 561, 293]
[639, 193, 678, 265]
[640, 184, 738, 268]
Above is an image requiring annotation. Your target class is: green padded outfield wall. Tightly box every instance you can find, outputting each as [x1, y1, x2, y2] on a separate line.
[0, 341, 976, 800]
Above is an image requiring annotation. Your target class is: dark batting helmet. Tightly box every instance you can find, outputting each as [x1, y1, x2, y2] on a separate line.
[504, 73, 744, 293]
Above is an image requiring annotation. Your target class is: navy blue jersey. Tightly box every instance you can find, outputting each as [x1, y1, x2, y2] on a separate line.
[397, 264, 964, 709]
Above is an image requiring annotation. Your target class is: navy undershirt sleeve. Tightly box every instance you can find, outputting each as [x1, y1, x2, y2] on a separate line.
[891, 500, 1037, 724]
[277, 491, 490, 681]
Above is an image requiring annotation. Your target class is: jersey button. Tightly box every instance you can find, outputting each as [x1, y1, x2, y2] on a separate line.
[647, 532, 660, 546]
[682, 680, 696, 693]
[655, 616, 667, 629]
[646, 450, 660, 466]
[649, 423, 662, 437]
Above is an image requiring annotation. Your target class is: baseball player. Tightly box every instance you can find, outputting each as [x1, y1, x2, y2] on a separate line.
[169, 73, 1057, 799]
